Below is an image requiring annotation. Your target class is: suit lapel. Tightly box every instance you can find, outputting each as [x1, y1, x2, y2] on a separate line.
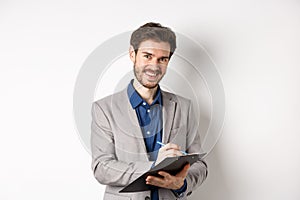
[162, 91, 177, 144]
[119, 88, 177, 159]
[121, 89, 149, 160]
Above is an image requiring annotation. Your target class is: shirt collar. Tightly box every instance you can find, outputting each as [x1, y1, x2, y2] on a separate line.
[127, 79, 162, 109]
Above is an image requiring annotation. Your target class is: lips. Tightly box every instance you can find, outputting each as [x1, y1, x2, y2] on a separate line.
[144, 69, 161, 78]
[145, 70, 157, 77]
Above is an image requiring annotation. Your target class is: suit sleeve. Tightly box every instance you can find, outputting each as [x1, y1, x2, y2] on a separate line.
[185, 100, 208, 196]
[91, 102, 153, 187]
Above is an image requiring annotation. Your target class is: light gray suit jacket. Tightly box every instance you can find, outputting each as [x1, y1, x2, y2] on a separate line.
[91, 87, 207, 200]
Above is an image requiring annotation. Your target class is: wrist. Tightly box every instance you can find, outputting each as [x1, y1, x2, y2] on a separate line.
[172, 179, 187, 197]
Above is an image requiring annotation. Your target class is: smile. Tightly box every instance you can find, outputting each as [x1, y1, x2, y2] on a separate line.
[145, 71, 158, 77]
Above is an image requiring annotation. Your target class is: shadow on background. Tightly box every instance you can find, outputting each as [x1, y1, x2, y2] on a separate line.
[191, 142, 232, 200]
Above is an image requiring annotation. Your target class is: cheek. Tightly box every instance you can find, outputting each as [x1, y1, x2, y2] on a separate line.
[161, 66, 168, 74]
[135, 58, 146, 67]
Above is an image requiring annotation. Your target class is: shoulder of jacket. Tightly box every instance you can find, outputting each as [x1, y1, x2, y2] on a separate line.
[93, 88, 127, 107]
[161, 89, 191, 104]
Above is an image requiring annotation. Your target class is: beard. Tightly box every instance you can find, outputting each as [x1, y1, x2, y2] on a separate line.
[133, 64, 164, 89]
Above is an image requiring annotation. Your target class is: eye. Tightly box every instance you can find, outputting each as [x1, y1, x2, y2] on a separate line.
[159, 58, 169, 63]
[144, 55, 151, 59]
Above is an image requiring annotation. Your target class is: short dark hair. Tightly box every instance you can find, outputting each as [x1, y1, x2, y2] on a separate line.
[130, 22, 177, 58]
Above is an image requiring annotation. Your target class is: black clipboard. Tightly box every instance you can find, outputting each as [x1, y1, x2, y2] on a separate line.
[119, 153, 206, 193]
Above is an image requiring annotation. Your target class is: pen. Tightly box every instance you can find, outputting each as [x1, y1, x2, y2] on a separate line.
[156, 141, 187, 155]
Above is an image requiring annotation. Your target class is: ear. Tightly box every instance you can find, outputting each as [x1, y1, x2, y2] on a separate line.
[129, 45, 136, 63]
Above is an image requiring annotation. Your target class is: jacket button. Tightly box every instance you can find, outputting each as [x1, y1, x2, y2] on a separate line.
[145, 196, 150, 200]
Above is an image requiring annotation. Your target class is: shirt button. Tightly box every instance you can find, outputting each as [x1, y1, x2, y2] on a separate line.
[143, 102, 146, 106]
[147, 109, 150, 113]
[146, 131, 150, 135]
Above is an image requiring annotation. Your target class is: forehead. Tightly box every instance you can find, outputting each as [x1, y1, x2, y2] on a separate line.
[138, 40, 171, 53]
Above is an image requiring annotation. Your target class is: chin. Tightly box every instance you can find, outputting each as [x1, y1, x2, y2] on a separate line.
[143, 82, 158, 89]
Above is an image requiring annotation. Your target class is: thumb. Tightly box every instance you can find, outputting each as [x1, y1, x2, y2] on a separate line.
[176, 163, 190, 178]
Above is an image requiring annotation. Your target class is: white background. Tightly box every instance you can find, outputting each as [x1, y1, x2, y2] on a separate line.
[1, 0, 300, 199]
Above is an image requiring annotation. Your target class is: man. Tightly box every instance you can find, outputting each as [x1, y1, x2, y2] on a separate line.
[91, 22, 207, 200]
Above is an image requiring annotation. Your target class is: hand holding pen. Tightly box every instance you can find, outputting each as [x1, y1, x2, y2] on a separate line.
[155, 141, 187, 166]
[157, 141, 187, 155]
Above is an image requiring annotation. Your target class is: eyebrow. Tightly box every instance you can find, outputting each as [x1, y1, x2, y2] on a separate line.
[141, 51, 169, 59]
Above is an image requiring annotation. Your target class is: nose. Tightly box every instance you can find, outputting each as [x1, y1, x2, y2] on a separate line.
[148, 58, 159, 65]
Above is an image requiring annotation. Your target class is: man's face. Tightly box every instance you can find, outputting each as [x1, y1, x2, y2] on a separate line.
[130, 40, 171, 89]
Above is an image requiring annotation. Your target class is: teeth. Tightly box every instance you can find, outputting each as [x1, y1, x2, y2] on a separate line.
[145, 71, 156, 76]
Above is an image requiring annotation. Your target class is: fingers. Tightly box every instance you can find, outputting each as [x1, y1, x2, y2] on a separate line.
[160, 143, 180, 151]
[146, 171, 186, 190]
[156, 143, 184, 166]
[145, 175, 166, 186]
[157, 171, 171, 178]
[163, 149, 183, 157]
[158, 143, 183, 157]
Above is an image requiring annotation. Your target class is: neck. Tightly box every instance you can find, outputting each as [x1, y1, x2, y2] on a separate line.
[133, 79, 158, 105]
